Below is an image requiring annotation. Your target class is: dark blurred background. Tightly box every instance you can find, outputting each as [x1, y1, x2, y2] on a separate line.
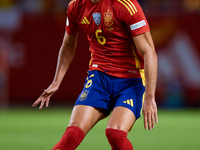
[0, 0, 200, 109]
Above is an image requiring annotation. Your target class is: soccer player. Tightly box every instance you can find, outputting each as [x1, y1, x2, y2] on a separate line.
[32, 0, 158, 149]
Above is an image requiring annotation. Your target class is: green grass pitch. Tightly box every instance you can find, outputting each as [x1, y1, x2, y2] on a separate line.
[0, 107, 200, 150]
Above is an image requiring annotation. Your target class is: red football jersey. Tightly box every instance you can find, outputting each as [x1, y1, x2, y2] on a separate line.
[66, 0, 150, 78]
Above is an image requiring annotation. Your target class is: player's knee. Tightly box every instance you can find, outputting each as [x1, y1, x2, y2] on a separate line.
[52, 126, 85, 150]
[105, 128, 127, 142]
[105, 128, 133, 150]
[62, 126, 84, 143]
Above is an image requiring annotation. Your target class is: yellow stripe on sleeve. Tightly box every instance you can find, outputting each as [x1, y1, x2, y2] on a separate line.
[126, 0, 137, 12]
[121, 0, 136, 14]
[117, 0, 133, 16]
[69, 0, 77, 6]
[117, 0, 137, 16]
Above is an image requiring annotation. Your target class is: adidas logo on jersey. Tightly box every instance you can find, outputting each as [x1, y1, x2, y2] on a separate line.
[123, 99, 134, 107]
[81, 17, 90, 24]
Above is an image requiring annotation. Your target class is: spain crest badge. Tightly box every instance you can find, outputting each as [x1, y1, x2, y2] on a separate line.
[79, 90, 89, 101]
[104, 11, 113, 27]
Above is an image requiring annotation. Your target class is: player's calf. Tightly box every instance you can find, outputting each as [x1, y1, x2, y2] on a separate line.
[52, 126, 85, 150]
[106, 128, 133, 150]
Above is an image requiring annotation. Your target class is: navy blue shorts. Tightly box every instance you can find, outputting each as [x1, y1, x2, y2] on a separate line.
[75, 70, 145, 119]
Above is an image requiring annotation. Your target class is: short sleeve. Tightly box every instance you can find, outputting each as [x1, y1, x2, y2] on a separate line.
[66, 2, 79, 35]
[116, 0, 150, 37]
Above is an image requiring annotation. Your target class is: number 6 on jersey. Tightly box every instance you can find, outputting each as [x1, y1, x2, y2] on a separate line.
[95, 29, 106, 45]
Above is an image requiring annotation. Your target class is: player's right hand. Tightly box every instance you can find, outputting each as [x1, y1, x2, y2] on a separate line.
[32, 83, 59, 109]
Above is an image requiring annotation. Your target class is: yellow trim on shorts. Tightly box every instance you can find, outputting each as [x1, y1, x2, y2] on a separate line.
[139, 69, 145, 118]
[133, 47, 146, 118]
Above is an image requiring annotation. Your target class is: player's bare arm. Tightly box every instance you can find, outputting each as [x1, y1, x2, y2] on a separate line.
[133, 31, 158, 131]
[32, 32, 78, 109]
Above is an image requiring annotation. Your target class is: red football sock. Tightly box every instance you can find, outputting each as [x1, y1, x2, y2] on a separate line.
[106, 128, 133, 150]
[52, 126, 85, 150]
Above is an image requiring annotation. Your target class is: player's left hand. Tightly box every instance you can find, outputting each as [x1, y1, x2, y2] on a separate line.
[32, 83, 59, 109]
[143, 97, 158, 130]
